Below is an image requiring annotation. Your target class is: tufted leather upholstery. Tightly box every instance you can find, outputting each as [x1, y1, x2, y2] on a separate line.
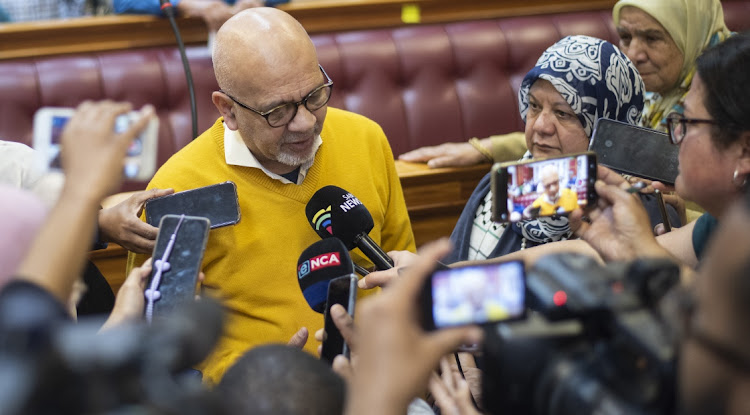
[1, 2, 749, 191]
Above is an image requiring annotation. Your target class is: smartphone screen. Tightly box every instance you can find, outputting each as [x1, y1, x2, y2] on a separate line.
[144, 181, 241, 229]
[145, 215, 210, 321]
[48, 115, 68, 169]
[32, 107, 158, 181]
[491, 152, 596, 223]
[422, 260, 526, 330]
[589, 118, 678, 185]
[321, 274, 357, 364]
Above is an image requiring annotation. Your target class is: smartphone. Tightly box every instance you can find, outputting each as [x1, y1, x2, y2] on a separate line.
[589, 118, 679, 185]
[144, 214, 211, 320]
[32, 107, 159, 181]
[421, 260, 526, 330]
[491, 152, 597, 223]
[321, 274, 357, 364]
[145, 181, 240, 229]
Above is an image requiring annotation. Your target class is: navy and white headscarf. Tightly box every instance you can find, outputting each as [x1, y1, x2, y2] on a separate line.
[513, 36, 645, 244]
[518, 35, 645, 138]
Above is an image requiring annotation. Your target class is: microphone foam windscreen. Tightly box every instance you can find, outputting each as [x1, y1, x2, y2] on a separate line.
[297, 237, 354, 313]
[305, 185, 375, 250]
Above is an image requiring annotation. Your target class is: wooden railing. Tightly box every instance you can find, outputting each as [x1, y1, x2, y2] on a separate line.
[92, 161, 491, 294]
[0, 0, 616, 60]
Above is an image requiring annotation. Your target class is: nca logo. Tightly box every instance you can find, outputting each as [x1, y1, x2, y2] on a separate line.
[298, 252, 341, 279]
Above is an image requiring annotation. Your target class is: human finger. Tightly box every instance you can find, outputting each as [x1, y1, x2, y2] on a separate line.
[399, 146, 443, 162]
[332, 355, 354, 383]
[287, 327, 309, 349]
[358, 268, 399, 289]
[331, 304, 357, 351]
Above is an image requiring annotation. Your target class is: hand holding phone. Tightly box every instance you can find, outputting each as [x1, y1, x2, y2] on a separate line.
[144, 182, 241, 229]
[144, 214, 210, 322]
[589, 118, 678, 185]
[491, 152, 597, 223]
[33, 106, 159, 182]
[321, 274, 358, 364]
[420, 261, 526, 330]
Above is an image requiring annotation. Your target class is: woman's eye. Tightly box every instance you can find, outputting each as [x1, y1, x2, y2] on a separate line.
[556, 111, 572, 119]
[529, 102, 541, 111]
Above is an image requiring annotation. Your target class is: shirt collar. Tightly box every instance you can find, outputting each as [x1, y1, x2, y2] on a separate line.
[223, 122, 322, 185]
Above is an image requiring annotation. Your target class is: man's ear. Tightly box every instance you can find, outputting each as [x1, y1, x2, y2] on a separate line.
[212, 91, 238, 130]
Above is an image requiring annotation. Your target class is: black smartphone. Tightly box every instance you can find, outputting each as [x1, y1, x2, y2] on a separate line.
[144, 214, 210, 321]
[491, 152, 597, 222]
[589, 118, 679, 185]
[420, 260, 526, 331]
[321, 274, 357, 364]
[145, 181, 240, 229]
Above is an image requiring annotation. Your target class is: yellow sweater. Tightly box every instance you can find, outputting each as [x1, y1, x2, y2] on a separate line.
[132, 108, 416, 384]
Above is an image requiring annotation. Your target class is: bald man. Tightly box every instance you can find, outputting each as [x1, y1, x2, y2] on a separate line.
[130, 8, 415, 384]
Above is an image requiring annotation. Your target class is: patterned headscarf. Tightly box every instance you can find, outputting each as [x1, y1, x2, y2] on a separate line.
[612, 0, 731, 131]
[512, 36, 644, 245]
[518, 35, 645, 138]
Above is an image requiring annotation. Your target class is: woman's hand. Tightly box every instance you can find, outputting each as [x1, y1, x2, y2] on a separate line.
[399, 142, 488, 169]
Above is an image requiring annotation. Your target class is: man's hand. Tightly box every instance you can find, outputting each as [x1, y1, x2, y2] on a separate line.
[399, 142, 487, 169]
[314, 304, 358, 381]
[358, 250, 419, 289]
[99, 188, 174, 253]
[345, 239, 483, 415]
[177, 0, 262, 32]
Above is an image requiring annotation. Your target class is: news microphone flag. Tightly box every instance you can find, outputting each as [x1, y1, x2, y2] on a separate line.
[297, 238, 354, 313]
[305, 185, 395, 270]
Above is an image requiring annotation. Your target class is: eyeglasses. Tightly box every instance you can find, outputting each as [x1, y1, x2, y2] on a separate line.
[220, 64, 333, 128]
[662, 286, 750, 373]
[665, 112, 719, 145]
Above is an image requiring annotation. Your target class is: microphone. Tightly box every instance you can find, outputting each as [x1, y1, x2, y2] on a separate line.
[305, 186, 395, 270]
[297, 238, 354, 313]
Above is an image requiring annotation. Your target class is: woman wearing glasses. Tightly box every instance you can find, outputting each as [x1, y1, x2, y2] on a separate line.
[570, 32, 750, 269]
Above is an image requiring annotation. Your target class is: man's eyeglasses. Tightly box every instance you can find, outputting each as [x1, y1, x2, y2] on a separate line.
[665, 112, 719, 145]
[220, 65, 333, 128]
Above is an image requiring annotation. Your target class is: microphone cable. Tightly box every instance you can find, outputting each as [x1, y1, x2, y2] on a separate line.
[160, 1, 199, 140]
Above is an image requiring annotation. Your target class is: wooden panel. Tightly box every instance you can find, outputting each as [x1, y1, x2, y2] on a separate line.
[0, 0, 616, 61]
[91, 161, 490, 294]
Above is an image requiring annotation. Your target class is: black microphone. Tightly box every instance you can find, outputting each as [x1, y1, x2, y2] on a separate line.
[305, 186, 395, 270]
[297, 238, 354, 313]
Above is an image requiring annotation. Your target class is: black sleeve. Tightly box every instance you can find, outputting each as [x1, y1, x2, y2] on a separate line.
[0, 280, 70, 354]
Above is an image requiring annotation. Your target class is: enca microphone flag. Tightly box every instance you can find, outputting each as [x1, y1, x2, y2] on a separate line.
[297, 237, 354, 313]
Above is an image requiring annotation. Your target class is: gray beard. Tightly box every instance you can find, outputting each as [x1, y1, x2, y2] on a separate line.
[276, 144, 317, 167]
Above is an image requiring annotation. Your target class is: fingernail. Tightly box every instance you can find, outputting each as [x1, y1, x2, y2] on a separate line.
[357, 278, 366, 289]
[331, 305, 345, 317]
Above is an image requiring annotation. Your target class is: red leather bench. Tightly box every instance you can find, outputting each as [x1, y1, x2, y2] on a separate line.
[1, 1, 748, 193]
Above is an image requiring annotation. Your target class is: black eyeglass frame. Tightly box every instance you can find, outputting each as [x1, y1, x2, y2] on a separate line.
[665, 112, 720, 145]
[219, 64, 333, 128]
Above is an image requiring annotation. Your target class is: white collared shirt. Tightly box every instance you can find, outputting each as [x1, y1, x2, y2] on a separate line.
[223, 122, 322, 185]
